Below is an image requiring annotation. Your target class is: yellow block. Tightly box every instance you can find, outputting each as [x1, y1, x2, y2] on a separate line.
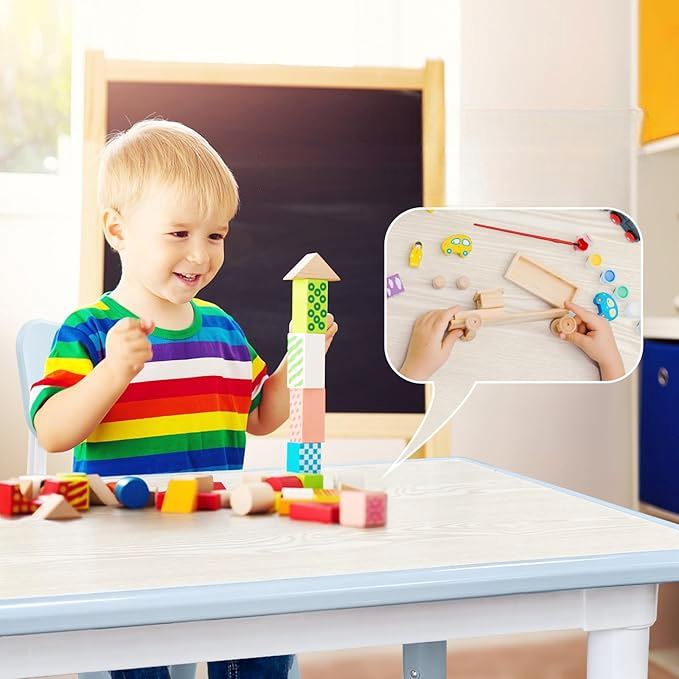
[274, 492, 293, 516]
[313, 489, 340, 504]
[161, 478, 198, 513]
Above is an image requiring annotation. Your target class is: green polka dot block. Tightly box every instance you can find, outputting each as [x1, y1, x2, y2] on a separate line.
[291, 278, 328, 334]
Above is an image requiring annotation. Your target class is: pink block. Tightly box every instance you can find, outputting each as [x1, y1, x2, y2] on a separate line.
[339, 490, 387, 528]
[289, 388, 325, 442]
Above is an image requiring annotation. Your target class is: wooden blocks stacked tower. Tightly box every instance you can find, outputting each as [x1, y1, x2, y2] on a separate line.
[284, 253, 340, 475]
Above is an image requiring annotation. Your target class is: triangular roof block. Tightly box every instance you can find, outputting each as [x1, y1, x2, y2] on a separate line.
[32, 494, 81, 520]
[283, 253, 341, 282]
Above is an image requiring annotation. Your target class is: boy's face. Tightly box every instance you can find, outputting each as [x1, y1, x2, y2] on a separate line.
[107, 181, 229, 307]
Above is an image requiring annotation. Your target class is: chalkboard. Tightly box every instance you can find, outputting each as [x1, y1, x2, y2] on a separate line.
[103, 80, 425, 414]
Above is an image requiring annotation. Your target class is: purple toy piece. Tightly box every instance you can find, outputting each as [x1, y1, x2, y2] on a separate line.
[386, 273, 405, 298]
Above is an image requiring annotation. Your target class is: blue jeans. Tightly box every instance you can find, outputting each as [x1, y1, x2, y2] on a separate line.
[109, 655, 294, 679]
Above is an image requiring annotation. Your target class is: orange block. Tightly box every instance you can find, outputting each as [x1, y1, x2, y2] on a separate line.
[41, 478, 89, 511]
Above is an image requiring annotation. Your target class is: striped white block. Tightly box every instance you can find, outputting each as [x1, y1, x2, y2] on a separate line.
[287, 333, 325, 388]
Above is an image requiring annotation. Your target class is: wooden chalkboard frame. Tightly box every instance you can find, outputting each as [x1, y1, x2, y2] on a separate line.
[77, 50, 449, 455]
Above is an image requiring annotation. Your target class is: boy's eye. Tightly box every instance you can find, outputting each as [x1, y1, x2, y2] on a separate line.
[170, 231, 189, 238]
[209, 233, 226, 241]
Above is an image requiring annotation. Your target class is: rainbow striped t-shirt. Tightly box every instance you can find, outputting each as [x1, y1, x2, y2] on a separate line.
[29, 293, 268, 475]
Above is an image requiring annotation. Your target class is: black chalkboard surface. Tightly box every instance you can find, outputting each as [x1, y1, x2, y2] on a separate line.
[104, 81, 424, 414]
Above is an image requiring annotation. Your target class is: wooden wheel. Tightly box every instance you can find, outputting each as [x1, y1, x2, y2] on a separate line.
[465, 313, 482, 331]
[460, 329, 476, 342]
[551, 316, 577, 336]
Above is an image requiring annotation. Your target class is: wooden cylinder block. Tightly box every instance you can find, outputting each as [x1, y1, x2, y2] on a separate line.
[230, 483, 275, 516]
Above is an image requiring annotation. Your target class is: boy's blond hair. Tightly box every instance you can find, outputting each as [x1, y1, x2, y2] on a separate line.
[97, 119, 239, 225]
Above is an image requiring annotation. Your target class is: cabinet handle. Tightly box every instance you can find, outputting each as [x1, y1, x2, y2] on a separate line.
[658, 367, 669, 387]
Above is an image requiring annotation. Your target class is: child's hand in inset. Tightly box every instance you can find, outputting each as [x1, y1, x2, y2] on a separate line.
[558, 301, 625, 381]
[105, 317, 155, 379]
[399, 306, 465, 381]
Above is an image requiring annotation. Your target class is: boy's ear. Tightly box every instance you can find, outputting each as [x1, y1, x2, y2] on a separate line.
[102, 207, 125, 252]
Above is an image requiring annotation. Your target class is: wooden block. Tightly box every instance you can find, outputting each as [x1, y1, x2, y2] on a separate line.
[214, 489, 231, 508]
[286, 442, 322, 473]
[213, 481, 226, 490]
[283, 253, 341, 282]
[87, 474, 118, 506]
[281, 487, 315, 500]
[336, 471, 365, 490]
[32, 494, 81, 520]
[339, 490, 388, 528]
[241, 472, 264, 484]
[0, 480, 35, 517]
[197, 492, 221, 511]
[313, 489, 340, 504]
[18, 475, 49, 500]
[297, 473, 324, 489]
[386, 273, 405, 298]
[194, 474, 214, 493]
[274, 492, 292, 516]
[504, 252, 579, 307]
[155, 491, 165, 510]
[291, 279, 329, 334]
[263, 475, 304, 492]
[41, 478, 89, 511]
[474, 288, 504, 309]
[287, 333, 325, 388]
[290, 501, 340, 524]
[289, 388, 325, 442]
[114, 477, 149, 509]
[162, 478, 199, 513]
[230, 483, 275, 516]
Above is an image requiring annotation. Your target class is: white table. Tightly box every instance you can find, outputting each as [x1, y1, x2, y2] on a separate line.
[386, 209, 642, 412]
[1, 458, 679, 679]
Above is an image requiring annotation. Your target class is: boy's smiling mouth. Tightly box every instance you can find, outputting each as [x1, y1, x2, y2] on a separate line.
[173, 272, 202, 285]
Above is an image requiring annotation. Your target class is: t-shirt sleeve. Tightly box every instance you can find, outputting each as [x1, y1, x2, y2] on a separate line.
[29, 324, 97, 429]
[247, 340, 269, 414]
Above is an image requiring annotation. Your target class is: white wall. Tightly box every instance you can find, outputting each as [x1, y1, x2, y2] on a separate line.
[450, 0, 638, 507]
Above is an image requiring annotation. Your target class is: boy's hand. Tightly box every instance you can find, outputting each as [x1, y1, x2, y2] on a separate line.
[558, 301, 625, 381]
[324, 312, 338, 352]
[287, 313, 339, 353]
[104, 317, 155, 379]
[399, 306, 464, 381]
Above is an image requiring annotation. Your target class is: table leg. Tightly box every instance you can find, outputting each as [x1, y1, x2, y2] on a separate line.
[402, 640, 446, 679]
[587, 627, 650, 679]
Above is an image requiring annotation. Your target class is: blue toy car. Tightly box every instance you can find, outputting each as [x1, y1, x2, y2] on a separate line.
[593, 292, 619, 321]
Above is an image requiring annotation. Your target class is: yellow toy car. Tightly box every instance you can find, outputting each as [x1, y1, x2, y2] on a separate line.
[441, 234, 473, 258]
[409, 241, 423, 268]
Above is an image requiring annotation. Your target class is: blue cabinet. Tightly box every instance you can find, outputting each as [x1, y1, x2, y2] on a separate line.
[640, 339, 679, 513]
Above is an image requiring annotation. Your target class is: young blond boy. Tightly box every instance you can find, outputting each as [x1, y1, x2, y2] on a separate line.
[30, 119, 337, 678]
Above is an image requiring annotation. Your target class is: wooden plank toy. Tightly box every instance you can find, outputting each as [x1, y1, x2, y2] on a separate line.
[474, 288, 504, 309]
[263, 475, 304, 492]
[41, 478, 89, 511]
[281, 487, 315, 500]
[114, 477, 149, 509]
[504, 252, 579, 307]
[194, 474, 214, 493]
[32, 494, 81, 520]
[230, 483, 275, 516]
[289, 388, 325, 442]
[162, 478, 199, 513]
[289, 501, 340, 524]
[87, 474, 118, 506]
[339, 490, 388, 528]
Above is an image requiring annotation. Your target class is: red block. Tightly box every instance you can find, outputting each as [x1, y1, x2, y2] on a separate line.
[264, 475, 304, 492]
[155, 491, 165, 510]
[289, 501, 339, 524]
[213, 481, 225, 490]
[0, 481, 35, 517]
[197, 492, 221, 511]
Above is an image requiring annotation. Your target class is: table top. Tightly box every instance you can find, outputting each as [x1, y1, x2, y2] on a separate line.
[2, 458, 678, 635]
[386, 209, 642, 409]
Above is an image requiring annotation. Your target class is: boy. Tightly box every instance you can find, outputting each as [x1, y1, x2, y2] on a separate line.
[400, 300, 624, 381]
[30, 119, 337, 678]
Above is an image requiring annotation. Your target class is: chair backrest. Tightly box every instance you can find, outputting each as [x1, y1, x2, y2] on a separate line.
[16, 319, 58, 432]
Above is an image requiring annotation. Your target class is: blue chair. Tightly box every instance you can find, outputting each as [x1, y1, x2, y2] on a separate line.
[15, 319, 300, 679]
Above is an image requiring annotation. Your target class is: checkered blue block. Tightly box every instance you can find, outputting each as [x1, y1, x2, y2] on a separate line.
[287, 442, 322, 473]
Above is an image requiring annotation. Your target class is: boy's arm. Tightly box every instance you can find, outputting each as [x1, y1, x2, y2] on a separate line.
[247, 313, 339, 436]
[33, 317, 154, 452]
[246, 356, 289, 436]
[34, 359, 133, 452]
